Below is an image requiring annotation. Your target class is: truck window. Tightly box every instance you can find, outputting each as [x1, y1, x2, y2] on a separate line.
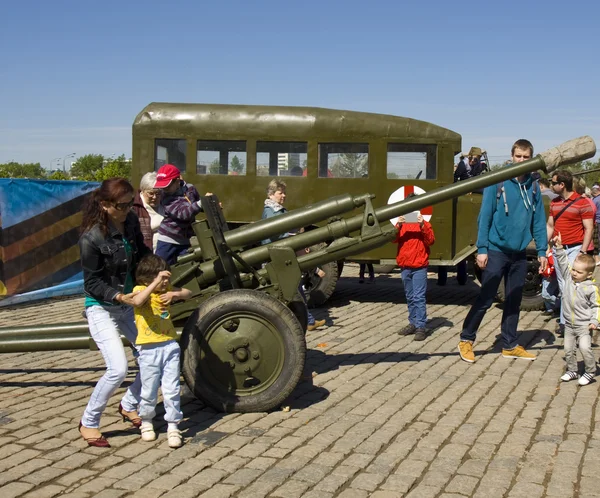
[318, 143, 369, 178]
[387, 143, 437, 180]
[155, 139, 187, 172]
[257, 141, 308, 177]
[196, 140, 247, 175]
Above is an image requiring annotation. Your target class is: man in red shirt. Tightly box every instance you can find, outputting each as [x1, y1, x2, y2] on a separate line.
[546, 170, 595, 334]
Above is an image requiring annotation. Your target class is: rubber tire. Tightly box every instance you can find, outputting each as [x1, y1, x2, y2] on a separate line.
[180, 290, 306, 413]
[305, 243, 339, 308]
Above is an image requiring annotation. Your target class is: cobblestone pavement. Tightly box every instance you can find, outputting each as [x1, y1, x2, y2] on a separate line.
[0, 265, 598, 498]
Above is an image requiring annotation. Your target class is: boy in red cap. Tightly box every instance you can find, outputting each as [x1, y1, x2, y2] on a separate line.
[154, 164, 205, 264]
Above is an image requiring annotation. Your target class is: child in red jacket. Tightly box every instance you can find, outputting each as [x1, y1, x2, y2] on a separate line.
[394, 213, 435, 341]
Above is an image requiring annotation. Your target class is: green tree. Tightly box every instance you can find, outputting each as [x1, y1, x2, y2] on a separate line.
[48, 170, 70, 180]
[0, 162, 46, 178]
[95, 155, 131, 181]
[566, 158, 600, 190]
[230, 155, 245, 174]
[331, 153, 368, 178]
[70, 154, 104, 180]
[209, 158, 221, 174]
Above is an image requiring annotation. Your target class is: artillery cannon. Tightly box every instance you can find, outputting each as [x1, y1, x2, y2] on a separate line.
[0, 136, 595, 413]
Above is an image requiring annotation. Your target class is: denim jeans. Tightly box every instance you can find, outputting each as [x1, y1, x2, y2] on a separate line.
[82, 305, 142, 428]
[400, 267, 428, 328]
[541, 276, 560, 312]
[138, 340, 183, 424]
[460, 250, 527, 349]
[298, 284, 315, 325]
[553, 244, 581, 325]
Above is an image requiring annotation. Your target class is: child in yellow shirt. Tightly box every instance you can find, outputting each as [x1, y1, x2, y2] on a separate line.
[131, 254, 192, 448]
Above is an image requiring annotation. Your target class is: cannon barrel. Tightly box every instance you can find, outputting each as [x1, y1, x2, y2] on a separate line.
[0, 323, 183, 353]
[187, 136, 596, 285]
[224, 193, 371, 249]
[0, 323, 93, 353]
[572, 166, 600, 177]
[177, 193, 373, 264]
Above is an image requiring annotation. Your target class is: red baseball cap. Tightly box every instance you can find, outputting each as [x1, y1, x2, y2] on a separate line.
[154, 164, 181, 188]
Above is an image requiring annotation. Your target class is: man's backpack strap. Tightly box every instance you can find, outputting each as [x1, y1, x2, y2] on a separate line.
[496, 182, 509, 215]
[496, 179, 539, 216]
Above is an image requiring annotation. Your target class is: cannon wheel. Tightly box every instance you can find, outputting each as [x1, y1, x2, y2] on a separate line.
[180, 290, 306, 413]
[305, 243, 339, 308]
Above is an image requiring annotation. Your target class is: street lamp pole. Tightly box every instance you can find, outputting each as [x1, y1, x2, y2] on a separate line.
[62, 153, 76, 172]
[50, 157, 61, 170]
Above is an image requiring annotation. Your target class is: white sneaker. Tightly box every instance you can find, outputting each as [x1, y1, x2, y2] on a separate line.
[579, 373, 594, 386]
[140, 422, 156, 441]
[168, 429, 183, 448]
[560, 371, 579, 382]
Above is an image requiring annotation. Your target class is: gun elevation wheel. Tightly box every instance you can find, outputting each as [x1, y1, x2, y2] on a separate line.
[180, 290, 306, 413]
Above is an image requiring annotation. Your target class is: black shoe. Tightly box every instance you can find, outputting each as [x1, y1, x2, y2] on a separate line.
[414, 328, 428, 341]
[398, 324, 416, 336]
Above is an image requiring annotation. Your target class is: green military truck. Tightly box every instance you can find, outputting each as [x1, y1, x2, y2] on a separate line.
[131, 102, 543, 310]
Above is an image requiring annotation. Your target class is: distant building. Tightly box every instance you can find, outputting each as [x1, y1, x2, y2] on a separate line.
[277, 153, 300, 172]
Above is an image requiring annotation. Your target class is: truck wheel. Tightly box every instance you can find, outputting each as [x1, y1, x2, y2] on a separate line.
[180, 290, 306, 413]
[304, 243, 339, 308]
[494, 249, 544, 311]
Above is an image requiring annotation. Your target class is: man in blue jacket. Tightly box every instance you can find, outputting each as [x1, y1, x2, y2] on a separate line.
[458, 139, 548, 363]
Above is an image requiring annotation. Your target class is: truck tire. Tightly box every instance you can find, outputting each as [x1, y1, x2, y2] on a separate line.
[304, 243, 339, 308]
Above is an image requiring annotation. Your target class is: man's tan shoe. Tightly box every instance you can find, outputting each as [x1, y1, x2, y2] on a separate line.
[502, 345, 536, 360]
[458, 341, 475, 363]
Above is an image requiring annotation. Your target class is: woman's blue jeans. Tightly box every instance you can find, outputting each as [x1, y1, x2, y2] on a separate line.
[82, 305, 141, 428]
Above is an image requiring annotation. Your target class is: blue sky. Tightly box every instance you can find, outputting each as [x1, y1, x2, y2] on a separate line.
[1, 0, 599, 168]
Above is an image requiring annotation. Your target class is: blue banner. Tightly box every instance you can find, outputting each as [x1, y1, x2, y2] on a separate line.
[0, 178, 99, 305]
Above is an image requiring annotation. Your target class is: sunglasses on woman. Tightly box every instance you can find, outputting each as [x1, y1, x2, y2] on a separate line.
[114, 199, 134, 211]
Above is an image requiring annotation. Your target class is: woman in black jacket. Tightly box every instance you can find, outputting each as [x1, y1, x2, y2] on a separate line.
[78, 178, 151, 447]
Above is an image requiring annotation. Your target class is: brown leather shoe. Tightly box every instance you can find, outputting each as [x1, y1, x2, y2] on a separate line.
[118, 403, 142, 428]
[307, 319, 326, 331]
[79, 421, 110, 448]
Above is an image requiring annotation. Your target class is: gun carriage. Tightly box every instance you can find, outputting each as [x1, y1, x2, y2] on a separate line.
[0, 137, 595, 413]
